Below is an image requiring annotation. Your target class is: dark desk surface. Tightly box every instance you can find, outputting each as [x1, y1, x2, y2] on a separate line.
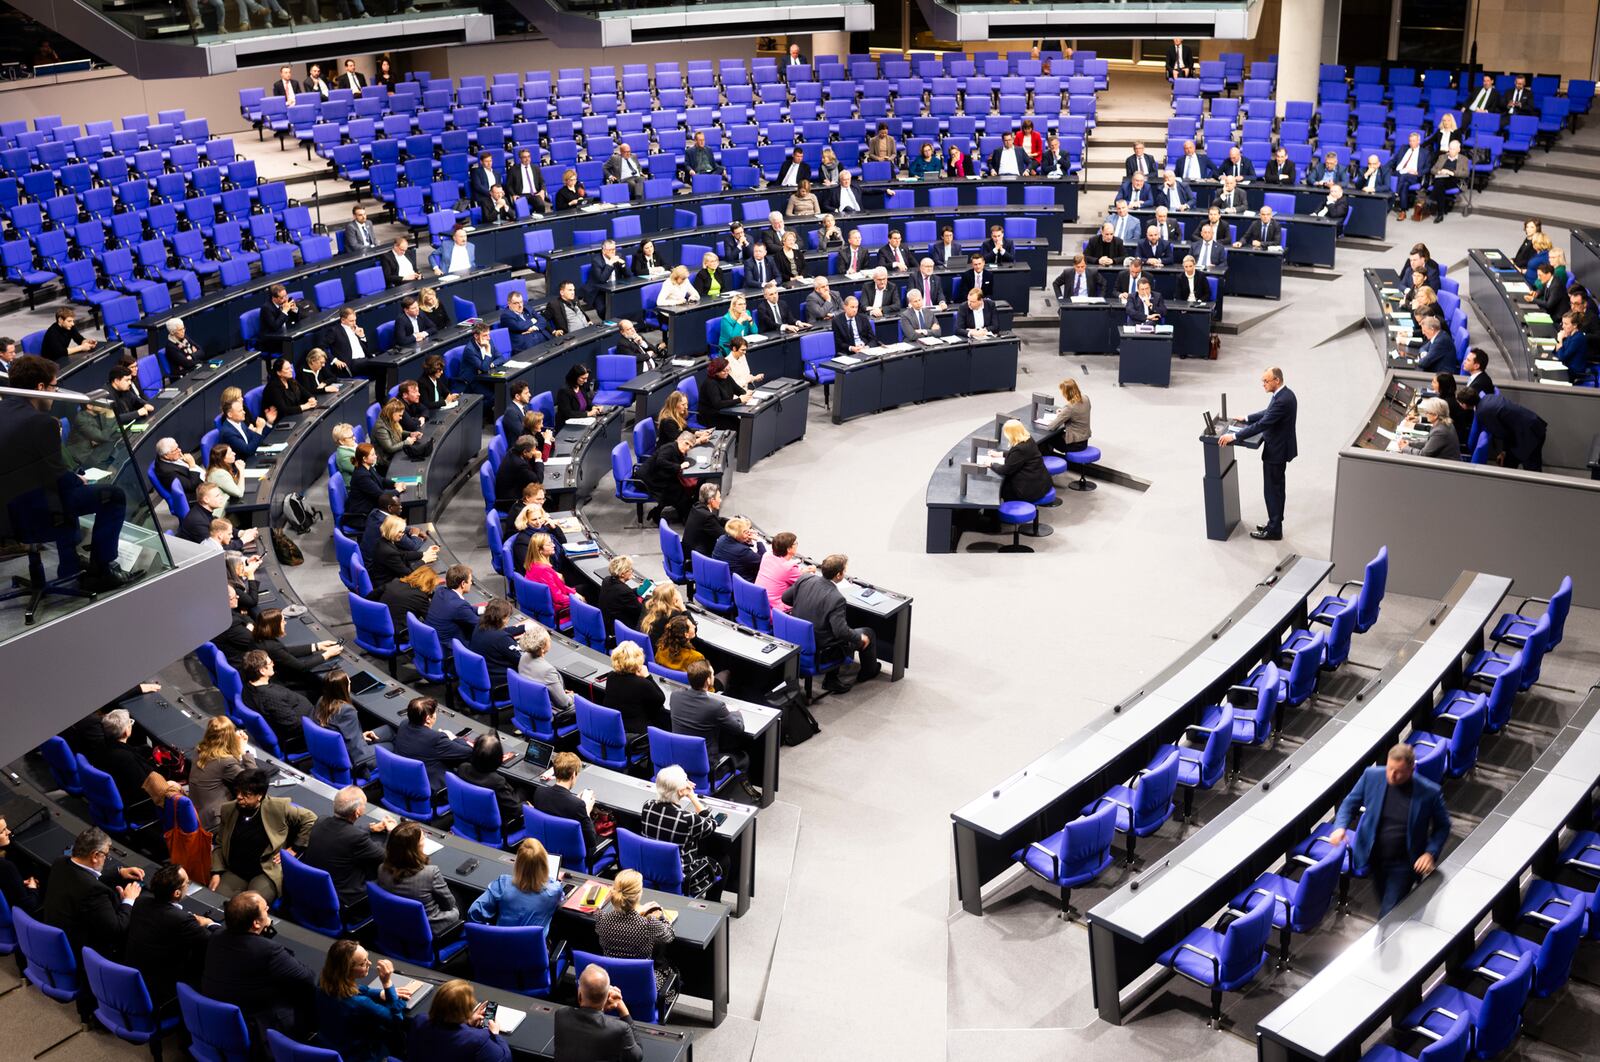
[1467, 247, 1565, 384]
[1256, 684, 1600, 1062]
[1085, 571, 1509, 1017]
[949, 553, 1331, 914]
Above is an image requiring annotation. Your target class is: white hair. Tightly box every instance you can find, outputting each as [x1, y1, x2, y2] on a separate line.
[165, 318, 185, 336]
[333, 786, 366, 819]
[101, 709, 133, 740]
[156, 436, 180, 457]
[655, 764, 690, 801]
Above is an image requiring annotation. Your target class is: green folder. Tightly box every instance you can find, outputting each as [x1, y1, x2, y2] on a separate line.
[1524, 312, 1554, 325]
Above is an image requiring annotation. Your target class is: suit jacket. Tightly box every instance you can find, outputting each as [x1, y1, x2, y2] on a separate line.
[781, 574, 854, 655]
[408, 1017, 511, 1062]
[1118, 181, 1155, 209]
[260, 301, 301, 338]
[1388, 143, 1433, 181]
[742, 254, 782, 289]
[602, 152, 646, 185]
[979, 238, 1016, 266]
[927, 240, 964, 267]
[1037, 150, 1072, 177]
[155, 456, 203, 497]
[426, 587, 480, 650]
[1164, 42, 1195, 78]
[201, 930, 315, 1039]
[393, 310, 427, 347]
[392, 720, 472, 792]
[1155, 179, 1194, 211]
[858, 283, 901, 317]
[1556, 332, 1591, 376]
[956, 297, 998, 334]
[1083, 234, 1125, 265]
[1053, 266, 1099, 300]
[270, 78, 302, 98]
[1314, 196, 1352, 228]
[39, 856, 132, 960]
[774, 158, 811, 187]
[683, 145, 720, 175]
[212, 796, 317, 894]
[1241, 219, 1282, 247]
[1334, 765, 1451, 872]
[340, 71, 367, 90]
[804, 290, 844, 322]
[1403, 420, 1460, 459]
[1174, 271, 1210, 303]
[959, 269, 995, 301]
[1306, 160, 1346, 185]
[1135, 239, 1172, 265]
[987, 146, 1033, 175]
[1234, 386, 1298, 463]
[1215, 188, 1249, 212]
[669, 688, 744, 765]
[1417, 331, 1459, 374]
[219, 417, 269, 458]
[877, 242, 914, 272]
[468, 165, 498, 212]
[431, 241, 479, 274]
[1534, 279, 1570, 319]
[1505, 85, 1534, 114]
[1352, 164, 1393, 195]
[690, 268, 733, 297]
[323, 322, 369, 363]
[1473, 392, 1547, 465]
[832, 312, 876, 353]
[1172, 152, 1211, 183]
[999, 438, 1052, 502]
[898, 302, 940, 336]
[343, 217, 379, 251]
[754, 298, 795, 333]
[1263, 159, 1297, 185]
[1465, 84, 1505, 114]
[834, 244, 873, 275]
[126, 896, 214, 1004]
[1464, 370, 1495, 399]
[1123, 152, 1157, 178]
[504, 162, 545, 199]
[553, 1007, 643, 1062]
[1216, 156, 1255, 179]
[530, 782, 601, 860]
[378, 250, 416, 288]
[1125, 291, 1166, 324]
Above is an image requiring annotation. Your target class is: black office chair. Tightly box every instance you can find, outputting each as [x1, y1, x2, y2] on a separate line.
[0, 487, 97, 624]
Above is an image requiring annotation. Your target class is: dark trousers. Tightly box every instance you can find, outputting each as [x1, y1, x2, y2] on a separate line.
[52, 473, 128, 578]
[1431, 173, 1460, 213]
[823, 627, 878, 686]
[1262, 460, 1286, 533]
[1374, 860, 1418, 916]
[1394, 175, 1423, 211]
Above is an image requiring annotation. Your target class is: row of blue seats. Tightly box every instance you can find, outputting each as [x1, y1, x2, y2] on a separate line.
[4, 158, 268, 240]
[0, 139, 241, 215]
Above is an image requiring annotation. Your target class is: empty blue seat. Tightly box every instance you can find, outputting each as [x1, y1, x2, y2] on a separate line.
[1086, 747, 1179, 865]
[1229, 845, 1342, 967]
[1157, 895, 1274, 1026]
[1465, 884, 1584, 998]
[1402, 948, 1533, 1059]
[1012, 800, 1117, 919]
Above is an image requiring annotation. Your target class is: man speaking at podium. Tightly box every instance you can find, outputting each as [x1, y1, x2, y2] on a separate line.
[1218, 366, 1297, 540]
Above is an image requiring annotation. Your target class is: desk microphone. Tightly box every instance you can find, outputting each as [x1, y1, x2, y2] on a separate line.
[9, 804, 50, 838]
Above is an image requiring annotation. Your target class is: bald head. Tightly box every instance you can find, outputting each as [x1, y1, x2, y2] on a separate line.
[578, 963, 612, 1007]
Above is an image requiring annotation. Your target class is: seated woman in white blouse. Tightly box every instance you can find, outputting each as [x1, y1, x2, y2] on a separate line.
[655, 264, 700, 308]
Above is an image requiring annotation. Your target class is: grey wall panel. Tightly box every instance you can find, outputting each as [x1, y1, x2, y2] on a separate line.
[0, 540, 229, 765]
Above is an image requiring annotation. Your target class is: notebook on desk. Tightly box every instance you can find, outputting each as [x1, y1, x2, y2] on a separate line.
[369, 976, 435, 1011]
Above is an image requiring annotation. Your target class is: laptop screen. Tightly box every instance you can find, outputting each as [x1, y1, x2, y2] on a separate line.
[348, 670, 385, 697]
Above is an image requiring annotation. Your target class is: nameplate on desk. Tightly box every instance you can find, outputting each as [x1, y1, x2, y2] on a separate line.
[670, 358, 697, 367]
[545, 457, 572, 470]
[256, 443, 288, 454]
[503, 360, 532, 370]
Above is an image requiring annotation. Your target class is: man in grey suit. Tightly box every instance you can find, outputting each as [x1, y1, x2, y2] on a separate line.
[603, 143, 647, 200]
[554, 964, 643, 1062]
[343, 206, 377, 253]
[782, 554, 878, 693]
[899, 289, 941, 338]
[669, 661, 752, 786]
[804, 276, 844, 323]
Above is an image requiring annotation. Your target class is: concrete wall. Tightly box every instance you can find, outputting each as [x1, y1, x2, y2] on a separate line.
[406, 35, 762, 83]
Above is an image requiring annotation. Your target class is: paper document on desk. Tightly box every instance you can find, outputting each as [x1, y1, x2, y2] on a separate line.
[918, 336, 943, 346]
[493, 1006, 528, 1034]
[565, 417, 595, 427]
[242, 469, 269, 480]
[671, 358, 697, 367]
[421, 837, 442, 857]
[1379, 287, 1401, 296]
[1529, 338, 1557, 348]
[882, 342, 914, 353]
[1502, 282, 1530, 294]
[1373, 426, 1398, 441]
[80, 468, 113, 483]
[1069, 295, 1100, 304]
[436, 274, 460, 282]
[503, 360, 532, 370]
[1535, 359, 1569, 372]
[1524, 312, 1554, 325]
[579, 204, 607, 213]
[157, 388, 180, 400]
[544, 457, 572, 470]
[833, 355, 861, 365]
[941, 335, 964, 344]
[746, 333, 768, 344]
[442, 400, 459, 410]
[1484, 250, 1504, 260]
[257, 443, 288, 454]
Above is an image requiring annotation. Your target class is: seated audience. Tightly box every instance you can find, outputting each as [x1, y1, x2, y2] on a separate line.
[202, 891, 316, 1042]
[315, 939, 412, 1062]
[468, 838, 564, 929]
[376, 820, 461, 936]
[209, 768, 316, 903]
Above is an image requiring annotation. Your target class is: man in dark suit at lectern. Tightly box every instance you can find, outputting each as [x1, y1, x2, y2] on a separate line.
[1218, 366, 1297, 541]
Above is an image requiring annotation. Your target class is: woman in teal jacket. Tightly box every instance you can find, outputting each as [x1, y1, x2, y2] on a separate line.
[716, 292, 758, 355]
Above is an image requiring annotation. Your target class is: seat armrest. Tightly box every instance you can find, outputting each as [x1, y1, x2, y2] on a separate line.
[1436, 711, 1461, 723]
[1333, 577, 1364, 597]
[1521, 909, 1561, 927]
[1103, 796, 1133, 811]
[1472, 964, 1507, 982]
[1225, 684, 1258, 708]
[1291, 853, 1319, 867]
[1027, 841, 1061, 878]
[1565, 854, 1600, 873]
[1174, 942, 1221, 983]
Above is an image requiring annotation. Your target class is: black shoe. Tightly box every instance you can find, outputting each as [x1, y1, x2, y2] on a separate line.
[1250, 529, 1282, 541]
[1254, 524, 1269, 533]
[738, 779, 760, 799]
[80, 565, 132, 592]
[821, 679, 851, 695]
[1433, 212, 1445, 223]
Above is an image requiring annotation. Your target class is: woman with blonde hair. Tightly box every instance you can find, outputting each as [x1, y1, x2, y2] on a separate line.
[332, 422, 358, 485]
[467, 838, 564, 928]
[417, 286, 449, 332]
[371, 513, 438, 595]
[817, 146, 842, 186]
[523, 532, 581, 622]
[555, 167, 587, 210]
[371, 398, 420, 469]
[654, 390, 708, 450]
[189, 715, 255, 830]
[596, 869, 677, 995]
[315, 939, 411, 1062]
[998, 419, 1051, 502]
[520, 408, 555, 457]
[509, 496, 565, 570]
[641, 582, 688, 642]
[597, 553, 643, 634]
[657, 264, 699, 307]
[605, 640, 666, 735]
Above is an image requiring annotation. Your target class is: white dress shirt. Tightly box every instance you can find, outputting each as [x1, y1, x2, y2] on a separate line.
[393, 252, 417, 280]
[838, 184, 861, 212]
[998, 150, 1019, 176]
[447, 244, 471, 274]
[282, 79, 296, 105]
[343, 324, 366, 359]
[1397, 146, 1419, 175]
[970, 304, 986, 330]
[1183, 154, 1202, 181]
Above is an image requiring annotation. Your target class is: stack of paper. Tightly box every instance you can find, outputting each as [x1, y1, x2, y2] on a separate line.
[833, 355, 861, 365]
[504, 360, 532, 370]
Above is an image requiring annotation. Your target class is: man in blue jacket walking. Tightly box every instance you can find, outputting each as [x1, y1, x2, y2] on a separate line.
[1327, 743, 1452, 915]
